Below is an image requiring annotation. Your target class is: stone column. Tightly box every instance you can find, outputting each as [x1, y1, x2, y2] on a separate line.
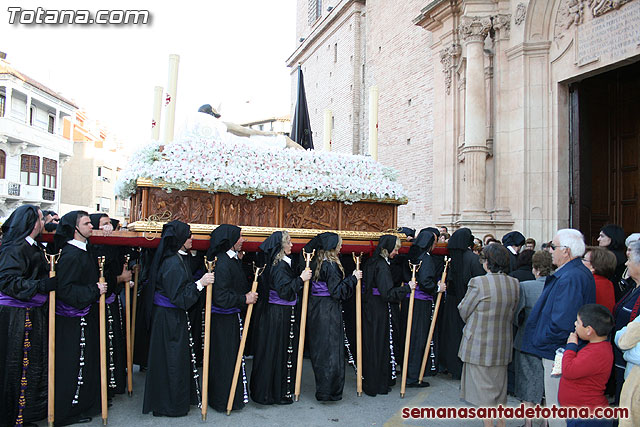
[459, 16, 491, 216]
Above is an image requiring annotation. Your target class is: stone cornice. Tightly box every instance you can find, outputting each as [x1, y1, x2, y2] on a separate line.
[286, 0, 365, 67]
[504, 41, 552, 60]
[459, 15, 492, 43]
[414, 0, 460, 32]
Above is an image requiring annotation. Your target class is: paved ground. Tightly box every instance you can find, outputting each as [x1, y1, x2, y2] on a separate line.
[78, 359, 532, 427]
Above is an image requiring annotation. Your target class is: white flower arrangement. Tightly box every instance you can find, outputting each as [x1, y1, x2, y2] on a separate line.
[116, 135, 407, 204]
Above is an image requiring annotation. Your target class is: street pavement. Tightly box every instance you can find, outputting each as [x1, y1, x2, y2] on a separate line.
[79, 358, 530, 427]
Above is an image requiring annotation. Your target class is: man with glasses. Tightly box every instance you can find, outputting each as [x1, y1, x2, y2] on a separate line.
[521, 229, 596, 427]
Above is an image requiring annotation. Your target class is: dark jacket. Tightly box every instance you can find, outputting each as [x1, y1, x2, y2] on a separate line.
[521, 257, 596, 360]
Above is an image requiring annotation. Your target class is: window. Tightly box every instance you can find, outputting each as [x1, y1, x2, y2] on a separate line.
[308, 0, 322, 24]
[97, 166, 102, 176]
[0, 150, 5, 179]
[42, 158, 57, 188]
[48, 115, 55, 134]
[0, 94, 5, 117]
[20, 155, 39, 185]
[29, 106, 34, 125]
[334, 43, 338, 63]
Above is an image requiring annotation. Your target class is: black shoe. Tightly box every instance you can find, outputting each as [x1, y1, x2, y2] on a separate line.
[406, 381, 430, 388]
[23, 422, 38, 427]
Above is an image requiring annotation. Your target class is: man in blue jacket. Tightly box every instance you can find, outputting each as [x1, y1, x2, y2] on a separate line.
[521, 229, 595, 427]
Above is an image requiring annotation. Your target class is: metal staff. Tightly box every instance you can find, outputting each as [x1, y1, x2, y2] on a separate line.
[201, 257, 217, 421]
[46, 251, 61, 427]
[400, 260, 421, 398]
[98, 256, 108, 425]
[130, 249, 140, 373]
[418, 256, 450, 384]
[294, 249, 315, 402]
[124, 254, 133, 397]
[226, 263, 264, 415]
[352, 252, 363, 396]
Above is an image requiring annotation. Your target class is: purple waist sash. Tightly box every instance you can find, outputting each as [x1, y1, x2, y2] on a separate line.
[268, 289, 297, 306]
[105, 293, 116, 305]
[311, 281, 330, 297]
[405, 284, 434, 301]
[153, 292, 178, 309]
[211, 305, 240, 314]
[371, 288, 381, 296]
[56, 300, 91, 317]
[0, 291, 47, 308]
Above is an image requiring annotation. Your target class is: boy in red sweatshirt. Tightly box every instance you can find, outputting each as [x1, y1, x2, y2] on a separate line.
[559, 303, 614, 426]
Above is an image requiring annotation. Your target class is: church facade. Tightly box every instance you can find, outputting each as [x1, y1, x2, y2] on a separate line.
[288, 0, 640, 244]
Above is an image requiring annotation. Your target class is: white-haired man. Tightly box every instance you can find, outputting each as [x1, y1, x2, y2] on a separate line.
[521, 229, 596, 427]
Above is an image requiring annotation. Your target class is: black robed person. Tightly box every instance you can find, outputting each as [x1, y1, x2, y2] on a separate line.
[439, 227, 484, 380]
[206, 224, 256, 413]
[306, 232, 362, 401]
[399, 229, 444, 387]
[89, 213, 131, 397]
[53, 211, 106, 426]
[142, 221, 213, 417]
[0, 205, 53, 427]
[361, 235, 415, 397]
[250, 231, 312, 404]
[502, 231, 525, 273]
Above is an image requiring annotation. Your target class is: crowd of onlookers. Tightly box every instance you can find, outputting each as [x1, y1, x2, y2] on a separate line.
[445, 225, 640, 427]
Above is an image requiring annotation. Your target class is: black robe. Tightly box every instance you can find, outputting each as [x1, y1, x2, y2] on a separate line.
[250, 259, 302, 404]
[54, 243, 101, 425]
[180, 251, 206, 366]
[308, 261, 356, 401]
[439, 250, 484, 379]
[362, 255, 410, 396]
[133, 248, 154, 368]
[208, 252, 250, 412]
[142, 254, 202, 416]
[0, 240, 49, 426]
[399, 251, 438, 385]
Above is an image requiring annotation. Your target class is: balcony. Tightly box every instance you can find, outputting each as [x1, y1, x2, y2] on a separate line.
[0, 117, 73, 157]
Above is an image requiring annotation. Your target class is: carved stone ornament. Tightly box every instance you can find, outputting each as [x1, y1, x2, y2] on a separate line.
[458, 16, 492, 43]
[515, 3, 527, 25]
[591, 0, 633, 17]
[493, 14, 512, 39]
[555, 0, 586, 39]
[439, 44, 461, 95]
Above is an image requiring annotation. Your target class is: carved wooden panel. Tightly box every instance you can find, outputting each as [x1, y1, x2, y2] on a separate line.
[218, 193, 278, 227]
[148, 188, 215, 224]
[341, 202, 394, 232]
[282, 200, 339, 230]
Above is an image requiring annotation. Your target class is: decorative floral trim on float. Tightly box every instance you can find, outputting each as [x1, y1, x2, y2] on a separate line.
[116, 136, 407, 204]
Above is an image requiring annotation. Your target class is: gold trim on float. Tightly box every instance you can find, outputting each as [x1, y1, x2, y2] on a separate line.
[127, 221, 408, 241]
[134, 178, 408, 205]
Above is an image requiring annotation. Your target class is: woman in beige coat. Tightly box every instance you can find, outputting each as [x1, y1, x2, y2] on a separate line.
[458, 243, 520, 427]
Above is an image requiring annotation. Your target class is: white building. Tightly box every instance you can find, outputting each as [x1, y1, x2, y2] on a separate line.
[0, 58, 76, 219]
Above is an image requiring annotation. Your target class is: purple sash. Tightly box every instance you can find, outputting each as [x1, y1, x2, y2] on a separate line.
[211, 305, 240, 314]
[0, 291, 47, 308]
[106, 293, 116, 305]
[153, 292, 178, 309]
[56, 300, 91, 317]
[268, 289, 297, 306]
[311, 281, 330, 297]
[405, 284, 433, 301]
[371, 288, 381, 296]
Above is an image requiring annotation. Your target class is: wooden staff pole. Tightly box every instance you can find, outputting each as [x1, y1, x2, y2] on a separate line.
[124, 255, 133, 397]
[352, 252, 363, 396]
[46, 251, 60, 427]
[201, 257, 216, 421]
[400, 260, 421, 398]
[130, 257, 140, 370]
[294, 249, 315, 402]
[418, 257, 450, 384]
[98, 256, 108, 425]
[226, 264, 264, 415]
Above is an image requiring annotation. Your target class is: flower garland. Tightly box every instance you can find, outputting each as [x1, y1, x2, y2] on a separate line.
[116, 135, 407, 204]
